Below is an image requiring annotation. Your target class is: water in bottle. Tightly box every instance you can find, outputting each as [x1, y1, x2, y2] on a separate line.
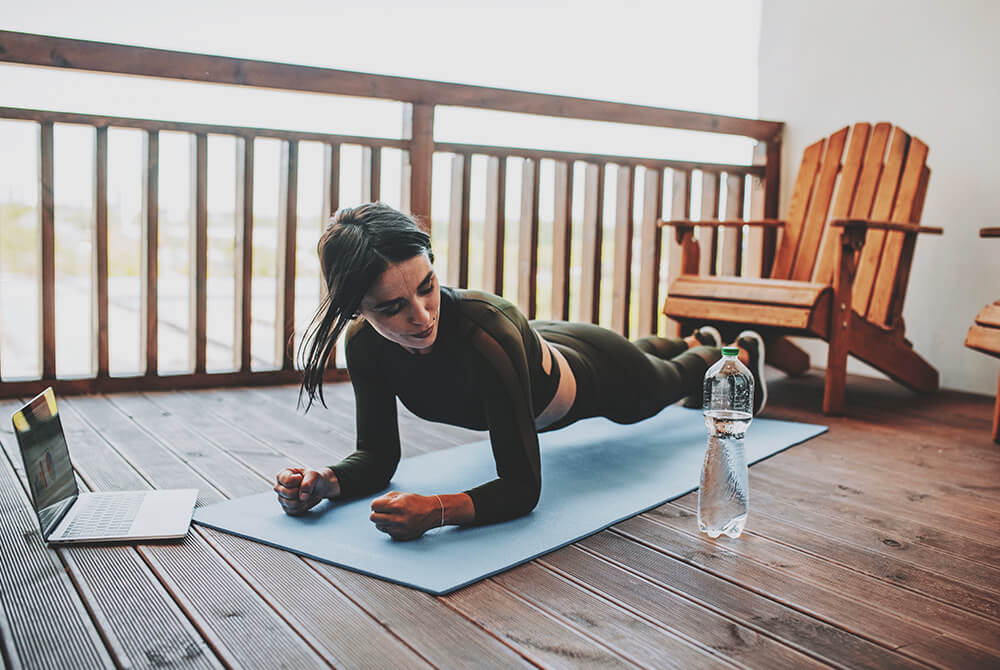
[698, 346, 752, 538]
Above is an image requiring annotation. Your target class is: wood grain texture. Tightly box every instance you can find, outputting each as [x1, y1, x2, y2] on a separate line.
[611, 165, 634, 336]
[518, 157, 540, 318]
[0, 32, 782, 139]
[192, 133, 209, 374]
[39, 121, 55, 379]
[636, 167, 663, 336]
[663, 169, 691, 337]
[404, 103, 434, 230]
[718, 172, 744, 277]
[94, 126, 109, 378]
[579, 163, 604, 324]
[789, 126, 848, 281]
[447, 153, 471, 289]
[483, 156, 506, 295]
[770, 139, 823, 279]
[697, 170, 719, 277]
[667, 276, 829, 307]
[276, 140, 298, 370]
[551, 161, 573, 321]
[141, 130, 159, 376]
[235, 137, 254, 373]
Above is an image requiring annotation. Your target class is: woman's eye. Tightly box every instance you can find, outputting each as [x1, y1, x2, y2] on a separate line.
[418, 285, 433, 295]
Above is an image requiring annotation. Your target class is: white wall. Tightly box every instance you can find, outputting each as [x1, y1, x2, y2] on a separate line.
[758, 0, 1000, 394]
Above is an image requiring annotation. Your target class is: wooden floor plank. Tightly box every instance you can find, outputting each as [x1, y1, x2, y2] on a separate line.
[145, 389, 533, 668]
[578, 531, 928, 669]
[539, 545, 828, 669]
[441, 578, 637, 669]
[650, 502, 1000, 655]
[62, 396, 334, 669]
[491, 561, 734, 669]
[0, 445, 114, 670]
[110, 393, 440, 669]
[619, 511, 996, 668]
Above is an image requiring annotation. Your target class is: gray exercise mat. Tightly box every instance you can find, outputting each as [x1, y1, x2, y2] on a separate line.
[193, 406, 826, 595]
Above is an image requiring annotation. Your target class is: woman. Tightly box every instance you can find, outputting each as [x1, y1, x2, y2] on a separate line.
[273, 203, 766, 540]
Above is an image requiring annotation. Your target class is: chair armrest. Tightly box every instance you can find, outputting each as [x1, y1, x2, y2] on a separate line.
[831, 219, 943, 235]
[657, 218, 785, 229]
[980, 227, 1000, 238]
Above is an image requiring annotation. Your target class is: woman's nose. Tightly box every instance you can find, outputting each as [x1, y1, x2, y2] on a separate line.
[411, 299, 433, 324]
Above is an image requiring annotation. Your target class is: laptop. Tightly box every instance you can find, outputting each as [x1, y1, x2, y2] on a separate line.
[11, 387, 197, 544]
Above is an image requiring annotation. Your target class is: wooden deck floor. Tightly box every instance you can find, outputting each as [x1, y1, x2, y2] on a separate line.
[1, 372, 998, 669]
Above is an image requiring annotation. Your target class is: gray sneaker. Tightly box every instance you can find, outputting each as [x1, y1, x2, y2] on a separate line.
[736, 330, 768, 415]
[692, 325, 722, 348]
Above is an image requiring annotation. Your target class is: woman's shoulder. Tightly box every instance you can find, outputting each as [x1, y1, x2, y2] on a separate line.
[447, 287, 519, 318]
[445, 287, 529, 346]
[344, 318, 381, 365]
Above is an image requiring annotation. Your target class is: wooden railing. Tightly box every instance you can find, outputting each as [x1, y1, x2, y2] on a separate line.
[0, 31, 783, 398]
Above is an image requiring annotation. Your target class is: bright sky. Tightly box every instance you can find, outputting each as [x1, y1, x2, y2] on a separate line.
[1, 0, 762, 209]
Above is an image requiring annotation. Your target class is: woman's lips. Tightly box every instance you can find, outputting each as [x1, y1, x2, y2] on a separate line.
[412, 325, 434, 339]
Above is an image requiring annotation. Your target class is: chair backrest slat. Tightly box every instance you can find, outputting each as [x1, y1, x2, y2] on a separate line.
[852, 126, 911, 316]
[770, 139, 825, 279]
[789, 126, 849, 280]
[813, 122, 872, 284]
[866, 137, 929, 326]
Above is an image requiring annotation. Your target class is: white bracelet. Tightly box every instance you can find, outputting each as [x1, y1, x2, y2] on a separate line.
[433, 494, 445, 528]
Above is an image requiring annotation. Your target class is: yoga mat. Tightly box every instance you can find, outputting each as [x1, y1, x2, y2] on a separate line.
[194, 407, 826, 595]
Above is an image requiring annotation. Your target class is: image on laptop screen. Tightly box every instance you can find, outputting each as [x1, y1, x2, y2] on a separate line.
[12, 388, 78, 536]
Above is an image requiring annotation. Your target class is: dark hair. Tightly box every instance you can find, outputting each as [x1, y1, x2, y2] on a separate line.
[298, 202, 433, 411]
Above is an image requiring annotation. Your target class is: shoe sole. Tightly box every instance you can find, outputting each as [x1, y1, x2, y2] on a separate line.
[698, 326, 723, 348]
[739, 330, 768, 415]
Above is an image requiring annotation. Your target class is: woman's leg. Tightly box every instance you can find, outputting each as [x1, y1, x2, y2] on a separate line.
[534, 322, 720, 426]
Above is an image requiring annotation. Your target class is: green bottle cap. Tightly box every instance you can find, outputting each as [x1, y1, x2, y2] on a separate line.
[721, 346, 740, 356]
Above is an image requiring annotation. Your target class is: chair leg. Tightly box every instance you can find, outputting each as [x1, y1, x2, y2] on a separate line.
[766, 336, 810, 376]
[993, 372, 999, 444]
[824, 320, 850, 415]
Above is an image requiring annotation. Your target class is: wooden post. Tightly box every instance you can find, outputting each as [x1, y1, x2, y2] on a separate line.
[719, 172, 745, 276]
[447, 153, 471, 288]
[235, 136, 254, 373]
[551, 161, 573, 321]
[191, 133, 208, 374]
[611, 165, 634, 337]
[518, 157, 540, 318]
[664, 168, 692, 337]
[93, 125, 109, 378]
[404, 103, 434, 231]
[39, 121, 55, 379]
[760, 135, 782, 277]
[698, 171, 719, 277]
[579, 163, 604, 324]
[825, 225, 865, 414]
[276, 139, 298, 370]
[636, 167, 662, 337]
[141, 129, 159, 376]
[483, 156, 506, 295]
[362, 146, 381, 203]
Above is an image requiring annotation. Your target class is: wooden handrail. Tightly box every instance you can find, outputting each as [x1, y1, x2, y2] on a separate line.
[0, 31, 783, 141]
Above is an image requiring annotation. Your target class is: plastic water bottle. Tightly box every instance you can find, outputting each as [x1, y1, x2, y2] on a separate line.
[698, 346, 752, 538]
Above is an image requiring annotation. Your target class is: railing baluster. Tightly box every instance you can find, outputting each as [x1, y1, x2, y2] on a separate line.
[235, 136, 253, 372]
[665, 168, 692, 336]
[699, 170, 719, 276]
[518, 157, 540, 318]
[579, 163, 604, 324]
[719, 172, 745, 276]
[743, 173, 766, 279]
[611, 165, 634, 336]
[191, 133, 208, 374]
[276, 139, 298, 370]
[40, 121, 55, 379]
[141, 130, 159, 375]
[551, 161, 572, 321]
[447, 153, 471, 288]
[362, 146, 381, 203]
[321, 142, 340, 370]
[94, 126, 109, 377]
[637, 167, 663, 337]
[483, 156, 506, 295]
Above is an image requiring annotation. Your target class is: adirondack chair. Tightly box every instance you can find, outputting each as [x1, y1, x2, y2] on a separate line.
[964, 227, 1000, 443]
[659, 122, 943, 414]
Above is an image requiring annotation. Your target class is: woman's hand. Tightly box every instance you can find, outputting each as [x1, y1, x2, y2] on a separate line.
[369, 491, 442, 541]
[274, 467, 340, 515]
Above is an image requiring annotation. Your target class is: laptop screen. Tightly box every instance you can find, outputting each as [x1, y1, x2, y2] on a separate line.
[11, 387, 78, 537]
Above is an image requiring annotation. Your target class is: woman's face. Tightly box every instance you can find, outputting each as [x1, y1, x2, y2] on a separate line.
[359, 253, 440, 354]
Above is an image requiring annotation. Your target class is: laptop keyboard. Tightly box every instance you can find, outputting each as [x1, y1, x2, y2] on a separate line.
[63, 492, 145, 538]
